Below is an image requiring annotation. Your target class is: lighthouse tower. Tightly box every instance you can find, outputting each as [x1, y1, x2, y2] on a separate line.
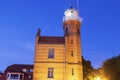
[63, 6, 83, 80]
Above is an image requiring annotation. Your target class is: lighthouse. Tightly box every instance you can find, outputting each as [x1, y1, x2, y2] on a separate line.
[33, 4, 83, 80]
[63, 5, 83, 80]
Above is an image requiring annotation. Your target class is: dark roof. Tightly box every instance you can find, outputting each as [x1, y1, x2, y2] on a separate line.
[5, 64, 33, 73]
[39, 36, 65, 44]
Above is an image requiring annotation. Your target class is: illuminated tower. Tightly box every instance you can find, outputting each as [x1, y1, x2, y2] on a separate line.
[63, 6, 83, 80]
[33, 5, 83, 80]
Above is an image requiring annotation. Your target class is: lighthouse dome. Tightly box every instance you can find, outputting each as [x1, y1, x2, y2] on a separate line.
[63, 7, 81, 22]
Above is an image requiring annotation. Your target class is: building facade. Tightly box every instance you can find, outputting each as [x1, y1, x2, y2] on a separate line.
[0, 72, 4, 80]
[1, 64, 33, 80]
[33, 6, 83, 80]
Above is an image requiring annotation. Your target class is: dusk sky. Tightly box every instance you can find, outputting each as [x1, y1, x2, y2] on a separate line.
[0, 0, 120, 72]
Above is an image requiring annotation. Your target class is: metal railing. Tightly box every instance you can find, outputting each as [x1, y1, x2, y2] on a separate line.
[63, 16, 82, 22]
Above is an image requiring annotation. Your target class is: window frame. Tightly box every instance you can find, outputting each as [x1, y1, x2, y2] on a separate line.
[48, 48, 54, 58]
[65, 27, 69, 35]
[48, 67, 54, 78]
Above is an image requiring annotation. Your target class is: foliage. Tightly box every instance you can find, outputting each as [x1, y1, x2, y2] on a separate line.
[102, 55, 120, 80]
[82, 57, 94, 80]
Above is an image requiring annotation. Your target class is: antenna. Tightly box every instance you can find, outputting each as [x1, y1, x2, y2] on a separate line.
[70, 1, 73, 9]
[77, 0, 79, 10]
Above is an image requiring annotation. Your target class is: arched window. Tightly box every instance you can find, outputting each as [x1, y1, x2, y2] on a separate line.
[71, 51, 73, 57]
[48, 67, 54, 78]
[66, 27, 69, 35]
[77, 29, 80, 34]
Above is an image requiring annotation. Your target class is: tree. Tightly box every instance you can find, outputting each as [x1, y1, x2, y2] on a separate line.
[102, 55, 120, 80]
[82, 57, 94, 80]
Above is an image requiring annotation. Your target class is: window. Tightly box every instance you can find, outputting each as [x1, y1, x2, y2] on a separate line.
[30, 69, 33, 72]
[28, 75, 32, 79]
[7, 74, 10, 79]
[20, 74, 24, 80]
[66, 27, 69, 35]
[72, 69, 74, 75]
[10, 74, 19, 79]
[6, 73, 24, 80]
[48, 67, 54, 78]
[48, 48, 54, 58]
[78, 29, 80, 34]
[27, 69, 33, 72]
[71, 40, 73, 44]
[22, 68, 27, 72]
[71, 51, 73, 57]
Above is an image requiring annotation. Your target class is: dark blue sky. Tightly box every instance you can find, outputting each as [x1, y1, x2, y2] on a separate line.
[0, 0, 120, 71]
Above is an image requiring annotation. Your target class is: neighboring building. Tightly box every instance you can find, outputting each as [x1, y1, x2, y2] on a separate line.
[1, 64, 33, 80]
[0, 72, 4, 80]
[33, 6, 83, 80]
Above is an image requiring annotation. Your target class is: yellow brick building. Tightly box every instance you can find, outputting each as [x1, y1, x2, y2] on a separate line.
[33, 6, 83, 80]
